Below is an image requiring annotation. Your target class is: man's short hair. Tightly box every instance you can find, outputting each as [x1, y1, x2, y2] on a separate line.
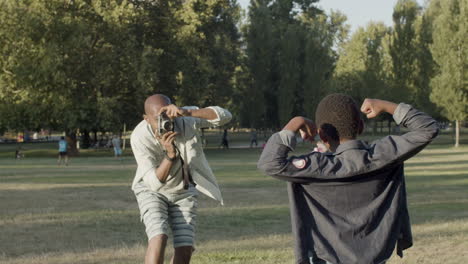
[315, 94, 361, 141]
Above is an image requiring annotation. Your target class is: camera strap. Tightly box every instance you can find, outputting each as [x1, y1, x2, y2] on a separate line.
[176, 146, 195, 190]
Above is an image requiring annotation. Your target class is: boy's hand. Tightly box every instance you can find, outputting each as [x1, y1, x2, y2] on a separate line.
[361, 99, 398, 118]
[299, 123, 316, 142]
[283, 117, 317, 142]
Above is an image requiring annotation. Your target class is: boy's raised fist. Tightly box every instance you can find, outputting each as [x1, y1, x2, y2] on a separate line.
[360, 98, 397, 118]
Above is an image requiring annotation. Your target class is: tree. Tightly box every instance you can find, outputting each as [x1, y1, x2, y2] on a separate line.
[278, 23, 304, 125]
[331, 22, 394, 133]
[296, 10, 343, 116]
[429, 0, 467, 147]
[243, 0, 275, 128]
[333, 22, 391, 101]
[0, 0, 242, 148]
[411, 10, 440, 116]
[173, 0, 241, 107]
[242, 0, 346, 129]
[389, 0, 421, 104]
[0, 0, 144, 150]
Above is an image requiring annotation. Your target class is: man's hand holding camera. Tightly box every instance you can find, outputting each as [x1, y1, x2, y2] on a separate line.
[154, 130, 179, 183]
[158, 104, 219, 120]
[151, 103, 221, 183]
[153, 105, 182, 183]
[159, 132, 178, 160]
[158, 104, 189, 119]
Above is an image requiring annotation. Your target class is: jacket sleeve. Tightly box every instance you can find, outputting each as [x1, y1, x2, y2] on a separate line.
[257, 103, 439, 183]
[369, 103, 439, 165]
[257, 130, 334, 183]
[193, 106, 232, 129]
[178, 106, 232, 131]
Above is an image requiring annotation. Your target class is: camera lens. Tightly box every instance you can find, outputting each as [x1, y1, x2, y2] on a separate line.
[163, 121, 173, 131]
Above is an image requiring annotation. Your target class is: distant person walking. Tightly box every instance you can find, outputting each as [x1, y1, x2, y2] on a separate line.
[250, 129, 258, 148]
[220, 129, 229, 149]
[112, 135, 123, 159]
[57, 136, 69, 166]
[15, 146, 24, 159]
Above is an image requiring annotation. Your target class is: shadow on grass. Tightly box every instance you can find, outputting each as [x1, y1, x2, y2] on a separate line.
[0, 186, 292, 258]
[0, 186, 136, 217]
[406, 159, 468, 167]
[405, 173, 468, 193]
[406, 167, 468, 173]
[1, 179, 467, 258]
[409, 201, 468, 225]
[413, 151, 468, 158]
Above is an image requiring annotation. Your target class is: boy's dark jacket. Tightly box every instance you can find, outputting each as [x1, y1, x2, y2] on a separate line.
[257, 103, 439, 264]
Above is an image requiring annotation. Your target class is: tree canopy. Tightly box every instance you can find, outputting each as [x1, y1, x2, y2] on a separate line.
[0, 0, 466, 145]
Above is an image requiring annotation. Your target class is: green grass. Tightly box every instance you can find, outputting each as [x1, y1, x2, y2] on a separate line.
[0, 132, 467, 264]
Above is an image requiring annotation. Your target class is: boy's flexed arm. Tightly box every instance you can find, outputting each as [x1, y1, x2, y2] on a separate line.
[258, 98, 439, 182]
[363, 98, 439, 164]
[361, 99, 397, 117]
[257, 117, 323, 183]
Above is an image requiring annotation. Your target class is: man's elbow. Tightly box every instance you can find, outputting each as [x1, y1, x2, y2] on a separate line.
[219, 110, 232, 126]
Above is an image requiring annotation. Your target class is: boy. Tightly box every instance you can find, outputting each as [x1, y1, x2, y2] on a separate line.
[258, 94, 439, 264]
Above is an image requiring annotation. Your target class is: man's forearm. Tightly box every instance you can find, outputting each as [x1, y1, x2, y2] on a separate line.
[187, 108, 218, 120]
[155, 158, 176, 183]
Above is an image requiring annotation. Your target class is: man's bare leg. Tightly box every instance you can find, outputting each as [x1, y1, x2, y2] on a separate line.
[171, 246, 194, 264]
[146, 234, 168, 264]
[57, 155, 61, 165]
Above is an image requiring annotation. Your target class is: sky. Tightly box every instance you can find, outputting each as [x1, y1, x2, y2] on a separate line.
[238, 0, 427, 33]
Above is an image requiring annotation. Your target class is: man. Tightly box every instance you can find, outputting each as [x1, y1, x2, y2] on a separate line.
[219, 129, 229, 149]
[250, 129, 258, 148]
[258, 94, 439, 264]
[57, 136, 69, 166]
[131, 94, 231, 264]
[111, 135, 122, 159]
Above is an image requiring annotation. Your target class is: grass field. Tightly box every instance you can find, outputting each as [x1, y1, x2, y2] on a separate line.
[0, 131, 467, 264]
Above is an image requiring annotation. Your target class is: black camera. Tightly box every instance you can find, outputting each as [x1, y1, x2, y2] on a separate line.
[157, 112, 174, 136]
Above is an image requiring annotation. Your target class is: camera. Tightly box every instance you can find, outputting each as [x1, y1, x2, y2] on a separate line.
[157, 112, 174, 136]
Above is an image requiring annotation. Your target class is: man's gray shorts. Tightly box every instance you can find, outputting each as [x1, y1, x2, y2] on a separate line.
[134, 181, 198, 248]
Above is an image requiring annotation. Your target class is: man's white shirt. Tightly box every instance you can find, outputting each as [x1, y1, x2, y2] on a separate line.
[130, 106, 232, 204]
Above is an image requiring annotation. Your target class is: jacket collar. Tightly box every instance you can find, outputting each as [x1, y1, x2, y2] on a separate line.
[334, 139, 368, 155]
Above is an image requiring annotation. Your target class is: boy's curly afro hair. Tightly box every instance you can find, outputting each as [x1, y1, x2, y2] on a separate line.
[315, 94, 362, 141]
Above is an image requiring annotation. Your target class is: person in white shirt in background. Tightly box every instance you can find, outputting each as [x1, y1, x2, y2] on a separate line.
[131, 94, 232, 264]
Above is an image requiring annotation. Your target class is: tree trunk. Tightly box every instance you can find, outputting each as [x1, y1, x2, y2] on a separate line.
[81, 130, 91, 149]
[93, 130, 98, 148]
[455, 120, 459, 147]
[66, 130, 79, 155]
